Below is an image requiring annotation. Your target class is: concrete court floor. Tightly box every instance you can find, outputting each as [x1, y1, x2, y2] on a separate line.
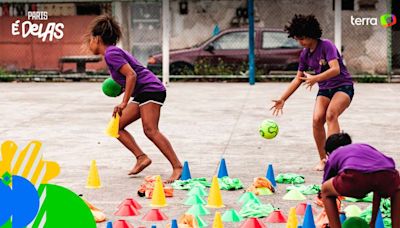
[0, 82, 399, 227]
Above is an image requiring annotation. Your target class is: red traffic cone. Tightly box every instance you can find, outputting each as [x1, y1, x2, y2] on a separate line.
[264, 210, 287, 223]
[296, 202, 317, 216]
[142, 209, 168, 221]
[113, 220, 135, 228]
[114, 204, 140, 216]
[240, 218, 266, 228]
[118, 198, 142, 210]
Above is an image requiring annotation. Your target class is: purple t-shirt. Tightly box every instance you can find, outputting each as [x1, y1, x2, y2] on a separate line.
[298, 39, 353, 90]
[104, 46, 165, 97]
[323, 143, 396, 182]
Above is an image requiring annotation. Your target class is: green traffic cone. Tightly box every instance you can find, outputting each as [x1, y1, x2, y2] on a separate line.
[184, 194, 207, 206]
[187, 204, 211, 216]
[222, 209, 243, 222]
[282, 189, 306, 200]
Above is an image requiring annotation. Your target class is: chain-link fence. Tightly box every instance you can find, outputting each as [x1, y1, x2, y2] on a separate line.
[0, 0, 397, 77]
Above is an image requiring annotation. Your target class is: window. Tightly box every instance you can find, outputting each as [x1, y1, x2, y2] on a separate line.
[213, 32, 249, 50]
[262, 32, 299, 49]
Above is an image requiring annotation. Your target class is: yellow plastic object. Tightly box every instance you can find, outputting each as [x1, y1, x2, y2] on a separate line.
[106, 113, 120, 138]
[86, 160, 101, 189]
[206, 176, 225, 208]
[286, 207, 298, 228]
[0, 140, 60, 187]
[150, 175, 167, 207]
[213, 211, 224, 228]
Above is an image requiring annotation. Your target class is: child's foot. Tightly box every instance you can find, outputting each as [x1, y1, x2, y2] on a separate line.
[128, 155, 152, 175]
[313, 159, 326, 171]
[164, 167, 183, 184]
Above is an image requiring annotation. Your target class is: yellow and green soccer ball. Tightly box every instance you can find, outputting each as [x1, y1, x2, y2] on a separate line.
[259, 119, 279, 139]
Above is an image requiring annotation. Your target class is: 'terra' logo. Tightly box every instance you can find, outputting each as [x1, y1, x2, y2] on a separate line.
[380, 13, 397, 28]
[351, 14, 397, 28]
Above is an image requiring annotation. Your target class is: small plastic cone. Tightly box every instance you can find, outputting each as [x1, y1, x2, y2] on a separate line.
[142, 208, 169, 221]
[266, 164, 276, 187]
[206, 176, 225, 208]
[286, 207, 298, 228]
[296, 203, 316, 216]
[151, 175, 167, 207]
[86, 160, 101, 188]
[375, 209, 384, 228]
[195, 215, 208, 227]
[343, 205, 362, 218]
[221, 209, 243, 222]
[213, 212, 224, 228]
[217, 158, 229, 178]
[114, 204, 140, 216]
[106, 221, 113, 228]
[282, 189, 306, 200]
[240, 218, 266, 228]
[302, 204, 316, 228]
[257, 187, 273, 196]
[339, 213, 346, 224]
[118, 198, 142, 210]
[265, 210, 287, 223]
[184, 194, 207, 205]
[113, 220, 134, 228]
[106, 113, 120, 138]
[188, 186, 208, 197]
[187, 204, 211, 216]
[238, 192, 259, 204]
[171, 219, 178, 228]
[181, 161, 192, 180]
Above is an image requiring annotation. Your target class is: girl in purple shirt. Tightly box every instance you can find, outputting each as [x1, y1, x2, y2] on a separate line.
[321, 133, 400, 228]
[271, 15, 354, 171]
[86, 15, 182, 183]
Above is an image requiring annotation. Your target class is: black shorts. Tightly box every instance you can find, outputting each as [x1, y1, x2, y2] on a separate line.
[132, 91, 166, 106]
[317, 85, 354, 101]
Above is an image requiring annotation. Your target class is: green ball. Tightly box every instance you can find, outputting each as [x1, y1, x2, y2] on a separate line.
[259, 119, 279, 139]
[342, 217, 369, 228]
[102, 78, 122, 97]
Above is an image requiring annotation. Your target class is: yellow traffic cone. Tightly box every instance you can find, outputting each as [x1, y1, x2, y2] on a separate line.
[213, 211, 224, 228]
[206, 176, 225, 208]
[151, 175, 167, 207]
[86, 160, 101, 189]
[106, 113, 120, 138]
[286, 207, 298, 228]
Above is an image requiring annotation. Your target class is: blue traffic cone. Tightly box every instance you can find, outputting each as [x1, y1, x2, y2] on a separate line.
[171, 219, 178, 228]
[375, 209, 384, 228]
[339, 212, 346, 224]
[217, 158, 228, 178]
[151, 225, 156, 228]
[266, 164, 276, 187]
[181, 161, 192, 180]
[106, 221, 113, 228]
[302, 204, 316, 228]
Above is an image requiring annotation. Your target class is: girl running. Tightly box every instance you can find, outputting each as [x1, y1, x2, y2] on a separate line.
[271, 14, 354, 171]
[86, 15, 182, 182]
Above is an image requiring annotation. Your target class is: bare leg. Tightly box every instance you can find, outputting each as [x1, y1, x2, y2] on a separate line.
[140, 102, 182, 183]
[392, 191, 400, 228]
[313, 96, 330, 171]
[326, 92, 351, 136]
[117, 102, 152, 175]
[321, 178, 341, 228]
[370, 191, 381, 227]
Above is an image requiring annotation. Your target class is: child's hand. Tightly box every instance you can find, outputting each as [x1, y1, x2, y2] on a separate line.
[270, 99, 285, 116]
[299, 71, 319, 91]
[113, 102, 128, 117]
